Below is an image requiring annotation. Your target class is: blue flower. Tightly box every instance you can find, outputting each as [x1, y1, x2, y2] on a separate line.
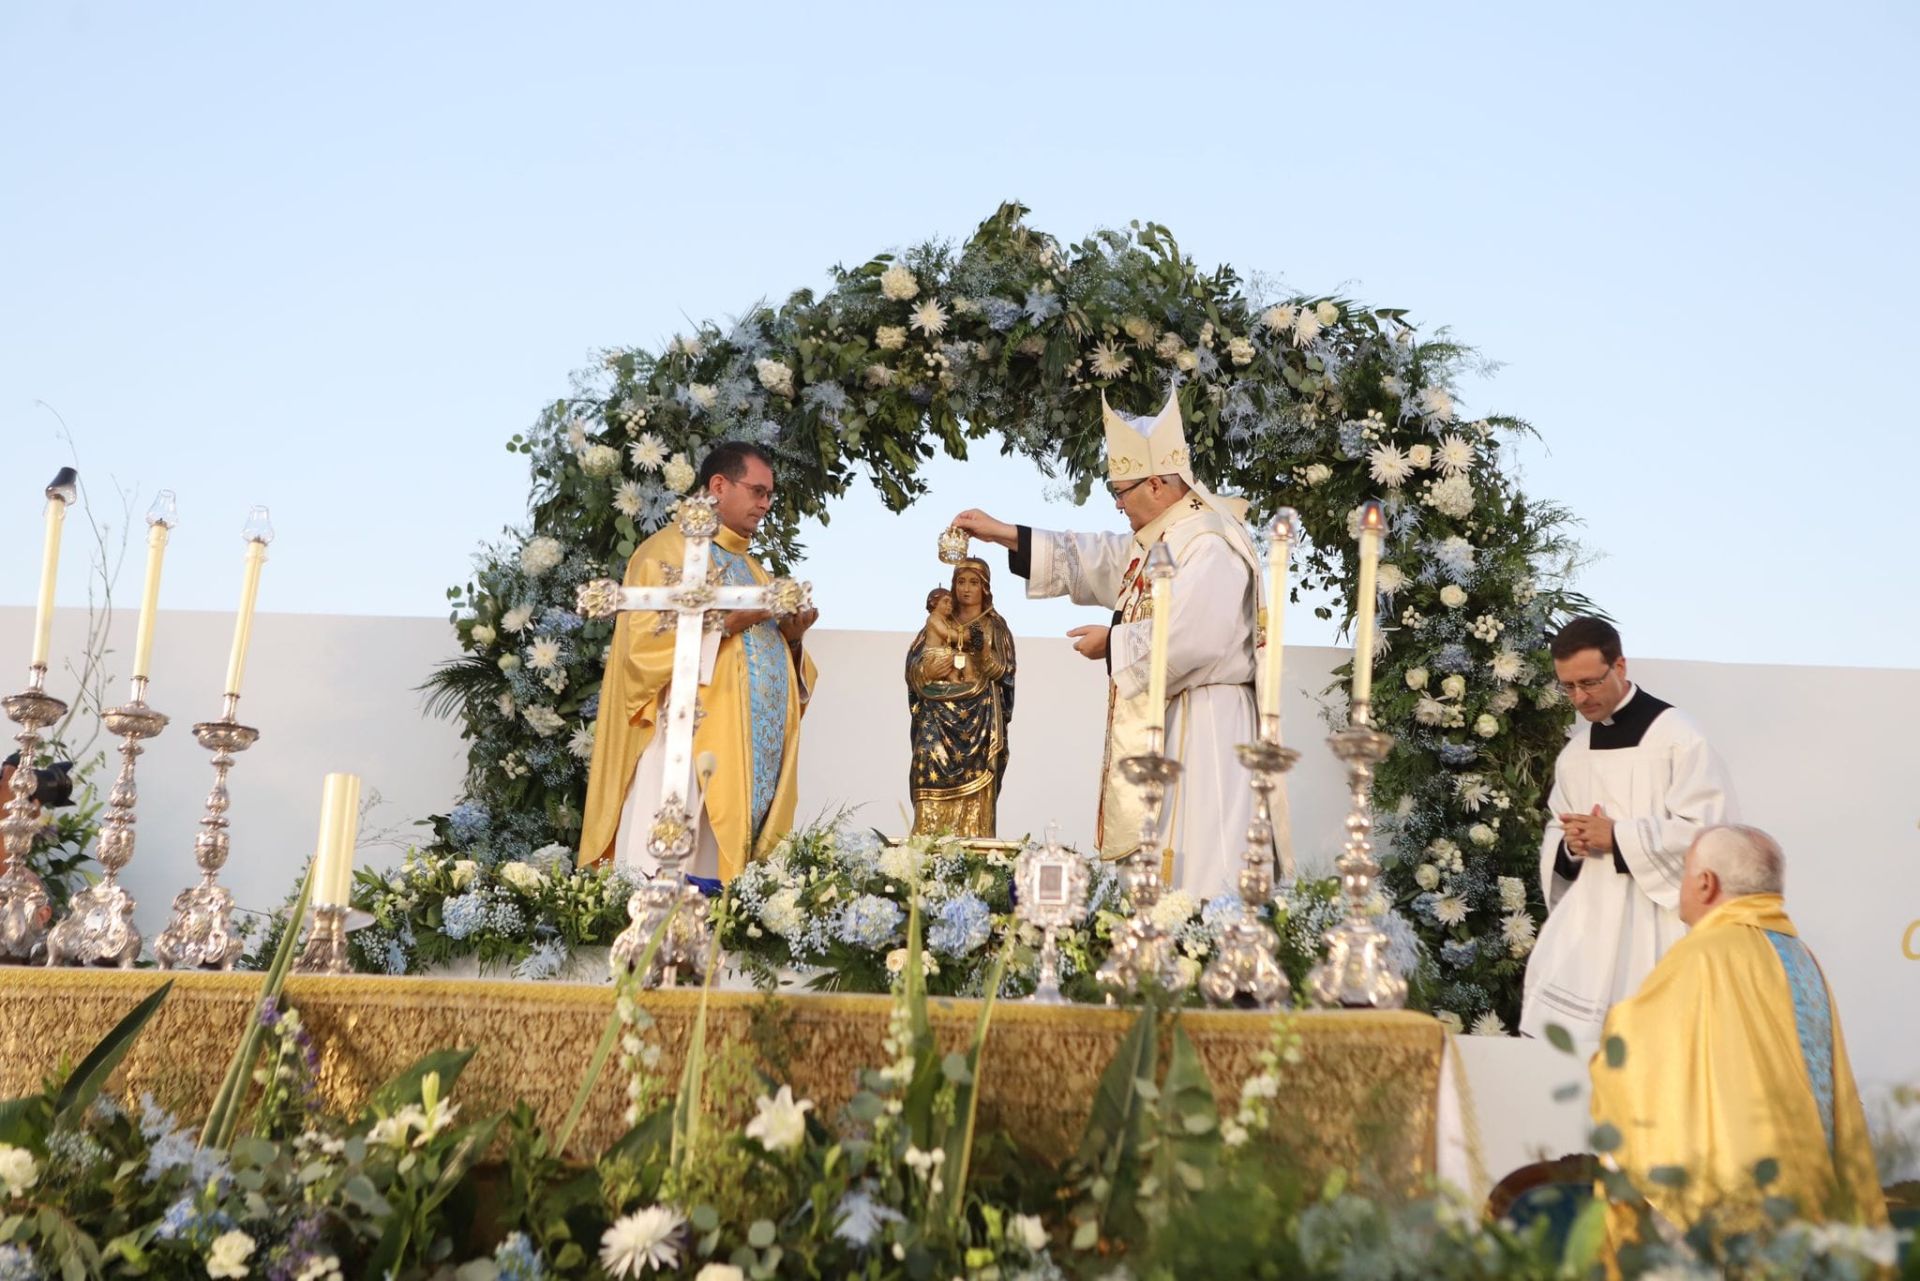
[442, 891, 488, 940]
[1338, 421, 1368, 459]
[492, 1231, 546, 1281]
[833, 1187, 905, 1250]
[1436, 743, 1479, 766]
[981, 297, 1024, 331]
[381, 938, 411, 976]
[836, 895, 903, 950]
[0, 1244, 43, 1281]
[579, 692, 601, 720]
[1431, 643, 1472, 674]
[447, 803, 492, 847]
[801, 383, 849, 417]
[538, 607, 583, 636]
[1022, 288, 1061, 325]
[928, 894, 991, 957]
[1201, 893, 1245, 930]
[1440, 938, 1479, 970]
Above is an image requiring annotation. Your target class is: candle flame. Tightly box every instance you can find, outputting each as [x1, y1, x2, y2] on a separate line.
[1358, 500, 1386, 533]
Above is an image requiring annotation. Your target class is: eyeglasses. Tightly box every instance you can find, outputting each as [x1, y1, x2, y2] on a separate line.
[1107, 478, 1148, 501]
[1555, 675, 1615, 696]
[728, 481, 776, 501]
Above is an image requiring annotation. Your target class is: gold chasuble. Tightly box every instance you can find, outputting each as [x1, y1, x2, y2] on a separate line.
[1590, 893, 1886, 1260]
[578, 523, 815, 880]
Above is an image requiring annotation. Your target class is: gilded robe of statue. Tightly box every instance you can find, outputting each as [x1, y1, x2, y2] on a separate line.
[907, 561, 1016, 838]
[578, 521, 815, 881]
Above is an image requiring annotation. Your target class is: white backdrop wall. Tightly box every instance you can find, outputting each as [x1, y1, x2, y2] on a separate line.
[3, 607, 1915, 1089]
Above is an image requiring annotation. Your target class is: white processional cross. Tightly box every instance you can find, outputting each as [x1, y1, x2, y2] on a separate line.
[576, 495, 811, 874]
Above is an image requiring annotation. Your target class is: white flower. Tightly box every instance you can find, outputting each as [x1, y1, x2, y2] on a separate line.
[1089, 340, 1131, 379]
[579, 443, 622, 477]
[468, 623, 496, 648]
[1404, 666, 1430, 691]
[1368, 443, 1415, 488]
[884, 946, 938, 977]
[1470, 613, 1504, 643]
[1260, 304, 1296, 332]
[877, 843, 925, 882]
[1381, 374, 1407, 399]
[502, 605, 534, 634]
[1155, 330, 1187, 359]
[1435, 1010, 1465, 1035]
[206, 1229, 257, 1278]
[1292, 309, 1322, 346]
[1010, 1213, 1049, 1253]
[1226, 335, 1256, 366]
[1414, 864, 1441, 891]
[1424, 473, 1476, 519]
[0, 1144, 39, 1197]
[863, 363, 896, 389]
[1174, 349, 1197, 371]
[495, 692, 516, 718]
[696, 1266, 747, 1281]
[1375, 563, 1407, 596]
[1314, 300, 1340, 326]
[1414, 696, 1451, 727]
[1455, 776, 1490, 811]
[1301, 462, 1333, 486]
[568, 723, 596, 760]
[1489, 689, 1519, 714]
[909, 298, 948, 337]
[1405, 443, 1433, 470]
[614, 480, 645, 519]
[498, 654, 521, 672]
[1468, 823, 1497, 848]
[1438, 584, 1468, 609]
[874, 325, 908, 351]
[629, 433, 668, 472]
[662, 454, 695, 494]
[1471, 1011, 1507, 1037]
[1417, 386, 1456, 421]
[1434, 433, 1475, 475]
[1433, 895, 1469, 925]
[566, 419, 589, 452]
[600, 1205, 685, 1277]
[500, 861, 546, 894]
[1121, 315, 1154, 343]
[1489, 650, 1524, 683]
[1801, 1222, 1907, 1267]
[1499, 877, 1528, 912]
[450, 860, 478, 889]
[1150, 890, 1200, 930]
[879, 264, 920, 301]
[754, 358, 795, 397]
[526, 637, 562, 671]
[761, 888, 804, 939]
[1197, 321, 1215, 348]
[669, 334, 705, 358]
[519, 537, 564, 577]
[744, 1085, 814, 1153]
[687, 382, 718, 412]
[1503, 913, 1537, 958]
[524, 705, 567, 737]
[1427, 838, 1463, 870]
[1440, 674, 1467, 702]
[1474, 713, 1501, 739]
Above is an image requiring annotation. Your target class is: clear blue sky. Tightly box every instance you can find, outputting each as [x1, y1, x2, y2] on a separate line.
[3, 1, 1914, 668]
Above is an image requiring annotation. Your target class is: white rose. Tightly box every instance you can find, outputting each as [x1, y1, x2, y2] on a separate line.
[497, 654, 521, 672]
[1404, 666, 1430, 691]
[1475, 713, 1501, 739]
[468, 623, 496, 648]
[1302, 463, 1332, 486]
[1174, 349, 1197, 371]
[1405, 443, 1433, 470]
[1414, 864, 1441, 891]
[206, 1230, 257, 1279]
[1468, 823, 1497, 848]
[1011, 1213, 1049, 1253]
[696, 1267, 747, 1281]
[450, 860, 479, 889]
[1440, 674, 1467, 701]
[0, 1144, 39, 1196]
[1439, 584, 1468, 609]
[754, 358, 795, 397]
[1227, 335, 1256, 366]
[1314, 300, 1339, 326]
[499, 861, 545, 894]
[879, 264, 920, 301]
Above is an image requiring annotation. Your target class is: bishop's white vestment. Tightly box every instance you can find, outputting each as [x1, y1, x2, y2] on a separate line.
[1012, 494, 1287, 898]
[1519, 685, 1737, 1045]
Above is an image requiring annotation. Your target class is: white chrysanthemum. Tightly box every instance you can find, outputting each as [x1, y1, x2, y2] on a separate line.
[579, 443, 621, 477]
[1433, 895, 1469, 926]
[1456, 776, 1491, 811]
[524, 705, 566, 737]
[1504, 916, 1537, 958]
[669, 334, 704, 358]
[525, 638, 561, 671]
[1489, 650, 1524, 683]
[502, 605, 534, 634]
[879, 264, 920, 301]
[1375, 563, 1407, 596]
[1439, 584, 1468, 609]
[1417, 386, 1456, 421]
[1368, 443, 1415, 488]
[1150, 890, 1200, 930]
[1440, 674, 1467, 702]
[909, 298, 948, 337]
[754, 358, 795, 397]
[1475, 713, 1501, 739]
[1404, 666, 1430, 690]
[1471, 1011, 1506, 1037]
[1468, 823, 1497, 848]
[600, 1205, 685, 1278]
[874, 325, 908, 351]
[614, 480, 644, 519]
[1406, 443, 1433, 470]
[568, 723, 595, 760]
[1301, 462, 1333, 486]
[1414, 863, 1441, 891]
[1292, 309, 1322, 346]
[1260, 304, 1295, 332]
[468, 623, 496, 648]
[863, 363, 896, 389]
[1089, 341, 1131, 379]
[519, 537, 564, 577]
[1314, 300, 1339, 326]
[1499, 877, 1528, 913]
[1226, 335, 1256, 366]
[1154, 330, 1187, 359]
[1414, 696, 1450, 727]
[1434, 433, 1475, 475]
[1489, 688, 1519, 714]
[1435, 1010, 1465, 1035]
[662, 454, 695, 494]
[629, 433, 668, 472]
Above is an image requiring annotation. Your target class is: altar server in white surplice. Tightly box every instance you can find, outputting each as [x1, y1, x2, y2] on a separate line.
[951, 388, 1287, 898]
[1519, 616, 1738, 1046]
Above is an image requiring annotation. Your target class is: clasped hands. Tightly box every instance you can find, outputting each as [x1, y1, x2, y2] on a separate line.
[1560, 805, 1616, 858]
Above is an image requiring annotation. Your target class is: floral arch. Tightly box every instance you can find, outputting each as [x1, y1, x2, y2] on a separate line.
[421, 203, 1589, 1026]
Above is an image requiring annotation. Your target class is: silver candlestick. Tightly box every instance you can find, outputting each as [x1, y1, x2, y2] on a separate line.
[1306, 703, 1407, 1008]
[155, 693, 257, 970]
[295, 903, 351, 974]
[0, 666, 64, 965]
[46, 679, 168, 967]
[1200, 713, 1300, 1009]
[610, 796, 713, 987]
[1095, 727, 1190, 999]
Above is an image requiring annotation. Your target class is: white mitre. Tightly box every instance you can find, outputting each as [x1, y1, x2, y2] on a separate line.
[1102, 386, 1252, 527]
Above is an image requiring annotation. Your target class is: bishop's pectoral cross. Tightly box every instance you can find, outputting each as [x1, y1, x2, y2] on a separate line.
[576, 494, 811, 875]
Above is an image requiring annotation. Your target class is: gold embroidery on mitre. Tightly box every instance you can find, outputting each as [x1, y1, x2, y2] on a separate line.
[1109, 455, 1142, 477]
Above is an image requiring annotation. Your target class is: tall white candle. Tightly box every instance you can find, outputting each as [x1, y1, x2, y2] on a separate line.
[1144, 542, 1175, 737]
[329, 774, 362, 906]
[1351, 501, 1386, 714]
[129, 491, 178, 685]
[29, 470, 78, 669]
[1259, 510, 1297, 721]
[223, 508, 274, 698]
[312, 772, 360, 907]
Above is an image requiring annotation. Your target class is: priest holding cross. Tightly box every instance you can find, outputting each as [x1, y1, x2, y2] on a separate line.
[578, 442, 818, 882]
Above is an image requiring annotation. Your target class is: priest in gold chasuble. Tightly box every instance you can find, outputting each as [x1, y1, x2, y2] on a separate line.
[579, 443, 817, 882]
[1590, 825, 1886, 1264]
[907, 558, 1017, 837]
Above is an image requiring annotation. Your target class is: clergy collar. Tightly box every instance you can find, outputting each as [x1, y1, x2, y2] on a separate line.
[1588, 686, 1673, 751]
[1600, 683, 1638, 726]
[1130, 490, 1208, 552]
[715, 525, 752, 555]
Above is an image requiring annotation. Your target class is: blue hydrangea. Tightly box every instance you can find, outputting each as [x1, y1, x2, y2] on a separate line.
[981, 296, 1024, 331]
[447, 802, 492, 847]
[579, 692, 600, 720]
[1436, 742, 1479, 766]
[1431, 643, 1472, 674]
[539, 608, 583, 636]
[928, 894, 991, 957]
[1201, 893, 1245, 930]
[1440, 938, 1479, 970]
[1379, 909, 1426, 977]
[493, 1231, 546, 1281]
[0, 1244, 43, 1281]
[442, 891, 488, 940]
[1338, 420, 1368, 459]
[836, 895, 903, 950]
[1411, 892, 1440, 924]
[833, 1187, 905, 1249]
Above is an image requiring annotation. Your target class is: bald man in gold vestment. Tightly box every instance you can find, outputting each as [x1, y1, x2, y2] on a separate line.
[1590, 825, 1886, 1265]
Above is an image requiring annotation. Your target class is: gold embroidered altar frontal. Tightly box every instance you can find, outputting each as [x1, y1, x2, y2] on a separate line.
[0, 970, 1441, 1182]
